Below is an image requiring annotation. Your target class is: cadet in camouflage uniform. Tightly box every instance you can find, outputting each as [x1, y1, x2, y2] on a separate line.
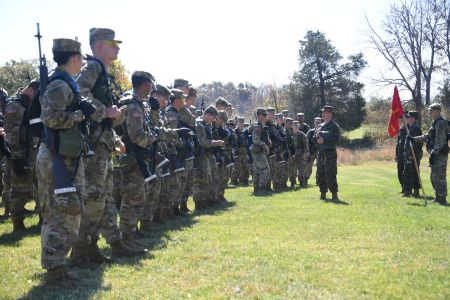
[285, 118, 296, 188]
[74, 28, 135, 266]
[314, 106, 341, 200]
[193, 106, 224, 209]
[5, 81, 40, 231]
[117, 71, 159, 253]
[251, 108, 271, 195]
[293, 120, 309, 187]
[396, 119, 408, 194]
[275, 113, 289, 190]
[0, 88, 8, 218]
[164, 89, 188, 216]
[401, 111, 423, 197]
[38, 38, 95, 285]
[297, 113, 311, 135]
[305, 117, 322, 186]
[175, 79, 196, 213]
[413, 104, 449, 205]
[214, 110, 231, 202]
[231, 117, 249, 186]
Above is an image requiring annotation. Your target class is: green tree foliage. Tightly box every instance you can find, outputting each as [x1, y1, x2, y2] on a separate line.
[288, 30, 367, 130]
[0, 60, 39, 94]
[109, 60, 131, 93]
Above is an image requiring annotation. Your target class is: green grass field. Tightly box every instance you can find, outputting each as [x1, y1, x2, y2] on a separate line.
[0, 161, 449, 299]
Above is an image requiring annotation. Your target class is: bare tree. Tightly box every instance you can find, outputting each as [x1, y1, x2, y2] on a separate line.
[366, 0, 443, 115]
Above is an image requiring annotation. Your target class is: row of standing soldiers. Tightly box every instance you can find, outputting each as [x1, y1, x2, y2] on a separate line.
[0, 27, 342, 286]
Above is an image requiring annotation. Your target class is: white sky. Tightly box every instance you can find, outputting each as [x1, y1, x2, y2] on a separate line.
[0, 0, 405, 99]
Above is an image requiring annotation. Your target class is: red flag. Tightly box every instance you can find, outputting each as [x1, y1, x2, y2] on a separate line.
[387, 86, 404, 137]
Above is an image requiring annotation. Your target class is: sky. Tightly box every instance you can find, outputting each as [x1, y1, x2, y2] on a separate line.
[0, 0, 401, 99]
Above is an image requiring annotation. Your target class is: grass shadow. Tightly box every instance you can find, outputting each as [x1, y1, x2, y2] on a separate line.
[0, 222, 41, 246]
[323, 197, 350, 205]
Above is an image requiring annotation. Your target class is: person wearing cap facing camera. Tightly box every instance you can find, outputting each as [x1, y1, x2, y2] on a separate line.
[413, 104, 449, 205]
[251, 108, 272, 195]
[116, 71, 158, 253]
[314, 105, 341, 201]
[4, 80, 40, 231]
[74, 28, 137, 267]
[296, 113, 311, 135]
[193, 106, 225, 210]
[38, 38, 98, 286]
[401, 111, 423, 198]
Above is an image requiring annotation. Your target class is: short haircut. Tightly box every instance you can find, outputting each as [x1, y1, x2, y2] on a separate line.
[53, 51, 79, 66]
[131, 76, 150, 89]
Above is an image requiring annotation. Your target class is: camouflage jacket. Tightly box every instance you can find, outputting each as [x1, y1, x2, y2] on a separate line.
[293, 130, 308, 154]
[178, 105, 196, 130]
[403, 123, 423, 161]
[250, 122, 269, 154]
[299, 123, 311, 135]
[196, 120, 219, 154]
[314, 120, 341, 151]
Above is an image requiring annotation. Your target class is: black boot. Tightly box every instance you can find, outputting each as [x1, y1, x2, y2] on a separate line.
[153, 209, 164, 224]
[12, 215, 26, 232]
[320, 192, 326, 200]
[413, 188, 420, 198]
[173, 205, 182, 216]
[332, 192, 339, 201]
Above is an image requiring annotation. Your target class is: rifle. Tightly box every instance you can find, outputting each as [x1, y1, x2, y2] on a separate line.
[35, 23, 77, 195]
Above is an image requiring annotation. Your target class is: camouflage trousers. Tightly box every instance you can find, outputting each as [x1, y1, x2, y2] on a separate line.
[287, 159, 296, 184]
[141, 177, 161, 222]
[112, 158, 122, 210]
[295, 152, 308, 183]
[1, 159, 10, 211]
[305, 153, 317, 181]
[181, 159, 194, 206]
[160, 172, 182, 210]
[402, 159, 421, 191]
[37, 145, 85, 270]
[193, 154, 212, 204]
[268, 154, 275, 184]
[209, 156, 220, 201]
[252, 152, 270, 189]
[9, 153, 38, 217]
[119, 162, 148, 235]
[231, 149, 249, 184]
[75, 144, 121, 247]
[273, 153, 287, 188]
[316, 149, 338, 193]
[218, 165, 229, 199]
[431, 154, 448, 197]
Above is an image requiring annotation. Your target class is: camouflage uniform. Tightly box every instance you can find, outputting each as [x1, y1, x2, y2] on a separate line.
[250, 120, 270, 193]
[293, 130, 309, 187]
[276, 121, 289, 189]
[231, 126, 249, 185]
[285, 123, 296, 187]
[38, 67, 86, 270]
[5, 92, 39, 227]
[315, 118, 341, 196]
[179, 105, 196, 211]
[401, 119, 422, 196]
[119, 91, 157, 244]
[396, 125, 407, 192]
[75, 55, 123, 251]
[266, 119, 284, 191]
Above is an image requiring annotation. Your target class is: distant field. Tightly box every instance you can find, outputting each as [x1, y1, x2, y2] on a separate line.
[343, 124, 386, 140]
[0, 161, 448, 299]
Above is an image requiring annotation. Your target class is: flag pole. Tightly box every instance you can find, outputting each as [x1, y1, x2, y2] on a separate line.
[401, 115, 426, 197]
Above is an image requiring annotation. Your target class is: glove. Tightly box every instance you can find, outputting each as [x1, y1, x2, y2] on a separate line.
[177, 127, 192, 139]
[79, 100, 97, 117]
[429, 152, 436, 165]
[148, 96, 160, 110]
[12, 158, 28, 176]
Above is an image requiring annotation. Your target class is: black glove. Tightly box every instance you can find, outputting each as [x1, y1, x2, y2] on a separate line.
[429, 152, 436, 165]
[79, 100, 97, 117]
[12, 158, 28, 176]
[177, 127, 192, 139]
[148, 96, 160, 110]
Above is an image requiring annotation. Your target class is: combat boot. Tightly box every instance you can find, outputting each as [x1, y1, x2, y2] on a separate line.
[413, 188, 420, 198]
[152, 209, 164, 224]
[320, 192, 327, 200]
[332, 192, 339, 201]
[45, 266, 74, 287]
[86, 240, 111, 264]
[173, 205, 182, 216]
[110, 240, 139, 257]
[167, 206, 175, 218]
[121, 234, 148, 255]
[180, 202, 190, 213]
[12, 215, 26, 232]
[2, 201, 10, 218]
[139, 220, 152, 233]
[305, 179, 309, 186]
[290, 180, 295, 189]
[402, 189, 412, 197]
[436, 196, 448, 206]
[253, 186, 259, 195]
[69, 245, 99, 269]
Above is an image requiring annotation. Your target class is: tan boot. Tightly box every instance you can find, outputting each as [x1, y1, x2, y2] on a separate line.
[69, 245, 99, 269]
[121, 234, 148, 255]
[86, 240, 111, 264]
[45, 266, 74, 287]
[110, 240, 140, 257]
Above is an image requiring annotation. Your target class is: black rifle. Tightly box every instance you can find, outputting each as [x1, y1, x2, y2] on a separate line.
[35, 23, 77, 196]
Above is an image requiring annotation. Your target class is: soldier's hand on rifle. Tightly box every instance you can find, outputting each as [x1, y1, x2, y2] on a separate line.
[106, 105, 121, 119]
[406, 135, 415, 144]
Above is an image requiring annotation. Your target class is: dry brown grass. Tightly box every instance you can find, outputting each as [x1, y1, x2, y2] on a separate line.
[337, 140, 397, 165]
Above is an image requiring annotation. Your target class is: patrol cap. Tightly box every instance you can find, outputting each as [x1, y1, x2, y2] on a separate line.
[282, 109, 289, 116]
[314, 117, 322, 122]
[204, 105, 219, 117]
[89, 28, 122, 44]
[237, 117, 245, 123]
[297, 112, 305, 117]
[285, 117, 293, 124]
[218, 110, 228, 122]
[170, 88, 187, 103]
[293, 120, 299, 125]
[215, 97, 230, 108]
[275, 113, 283, 119]
[131, 71, 155, 84]
[320, 105, 333, 113]
[428, 103, 441, 111]
[188, 87, 197, 97]
[154, 84, 172, 97]
[266, 107, 276, 113]
[52, 38, 83, 56]
[256, 107, 268, 116]
[227, 119, 235, 125]
[173, 78, 191, 88]
[400, 110, 408, 119]
[407, 111, 419, 118]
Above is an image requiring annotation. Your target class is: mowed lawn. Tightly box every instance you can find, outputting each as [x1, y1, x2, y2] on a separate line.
[0, 161, 449, 299]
